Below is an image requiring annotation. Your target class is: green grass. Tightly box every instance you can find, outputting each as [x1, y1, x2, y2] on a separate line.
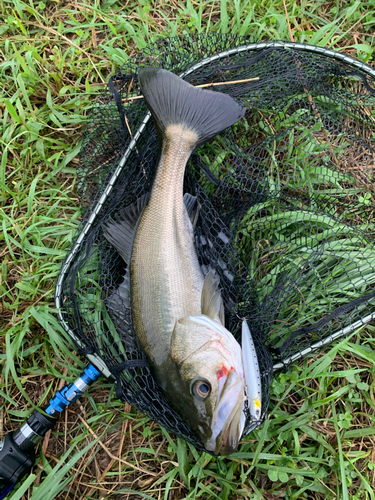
[1, 0, 375, 499]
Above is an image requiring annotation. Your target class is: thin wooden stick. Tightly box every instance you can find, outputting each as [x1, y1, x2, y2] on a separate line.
[282, 0, 294, 42]
[122, 77, 259, 102]
[118, 403, 131, 481]
[198, 77, 259, 88]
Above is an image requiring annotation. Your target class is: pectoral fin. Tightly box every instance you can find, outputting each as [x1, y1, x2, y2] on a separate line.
[171, 317, 212, 364]
[201, 270, 225, 326]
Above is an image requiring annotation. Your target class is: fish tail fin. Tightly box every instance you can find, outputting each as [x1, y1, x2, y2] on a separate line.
[138, 67, 245, 146]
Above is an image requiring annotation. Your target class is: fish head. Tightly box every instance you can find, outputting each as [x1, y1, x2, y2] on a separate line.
[170, 315, 246, 455]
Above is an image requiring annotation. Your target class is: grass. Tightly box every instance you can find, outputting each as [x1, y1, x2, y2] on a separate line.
[1, 0, 375, 499]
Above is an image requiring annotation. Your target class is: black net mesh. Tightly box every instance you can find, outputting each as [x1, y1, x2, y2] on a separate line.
[57, 34, 375, 452]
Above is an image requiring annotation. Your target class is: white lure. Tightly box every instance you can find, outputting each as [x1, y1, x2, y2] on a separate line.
[241, 319, 262, 425]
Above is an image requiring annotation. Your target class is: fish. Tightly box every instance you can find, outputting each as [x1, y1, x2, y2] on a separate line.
[103, 67, 254, 454]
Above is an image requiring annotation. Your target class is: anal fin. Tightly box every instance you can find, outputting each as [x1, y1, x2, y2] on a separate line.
[184, 193, 200, 229]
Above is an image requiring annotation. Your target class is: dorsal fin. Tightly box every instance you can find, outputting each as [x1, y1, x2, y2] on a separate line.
[184, 193, 200, 229]
[103, 193, 150, 263]
[138, 67, 245, 147]
[201, 270, 225, 326]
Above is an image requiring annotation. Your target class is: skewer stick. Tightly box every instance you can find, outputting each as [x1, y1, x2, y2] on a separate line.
[122, 77, 259, 102]
[198, 77, 259, 88]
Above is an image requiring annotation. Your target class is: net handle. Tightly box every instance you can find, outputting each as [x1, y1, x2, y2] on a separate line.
[54, 40, 375, 373]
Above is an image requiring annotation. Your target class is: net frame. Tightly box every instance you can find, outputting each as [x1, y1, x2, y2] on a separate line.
[54, 36, 375, 451]
[55, 39, 375, 372]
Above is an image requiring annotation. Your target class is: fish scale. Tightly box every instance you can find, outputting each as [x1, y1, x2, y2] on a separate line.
[131, 127, 204, 374]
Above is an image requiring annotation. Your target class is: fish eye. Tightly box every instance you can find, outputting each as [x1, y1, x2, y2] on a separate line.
[192, 380, 211, 399]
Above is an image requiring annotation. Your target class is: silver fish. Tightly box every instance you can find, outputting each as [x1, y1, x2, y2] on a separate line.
[104, 67, 249, 454]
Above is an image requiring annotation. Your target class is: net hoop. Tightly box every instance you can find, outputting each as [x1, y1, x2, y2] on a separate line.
[55, 40, 375, 375]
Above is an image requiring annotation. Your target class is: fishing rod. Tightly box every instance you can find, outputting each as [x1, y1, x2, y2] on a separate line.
[0, 364, 101, 499]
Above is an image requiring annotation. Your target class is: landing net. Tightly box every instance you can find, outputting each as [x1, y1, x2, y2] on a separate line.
[55, 35, 375, 451]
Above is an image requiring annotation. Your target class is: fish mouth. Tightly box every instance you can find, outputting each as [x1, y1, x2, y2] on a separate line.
[205, 370, 245, 456]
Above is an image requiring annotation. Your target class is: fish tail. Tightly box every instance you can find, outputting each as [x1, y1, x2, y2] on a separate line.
[138, 67, 245, 147]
